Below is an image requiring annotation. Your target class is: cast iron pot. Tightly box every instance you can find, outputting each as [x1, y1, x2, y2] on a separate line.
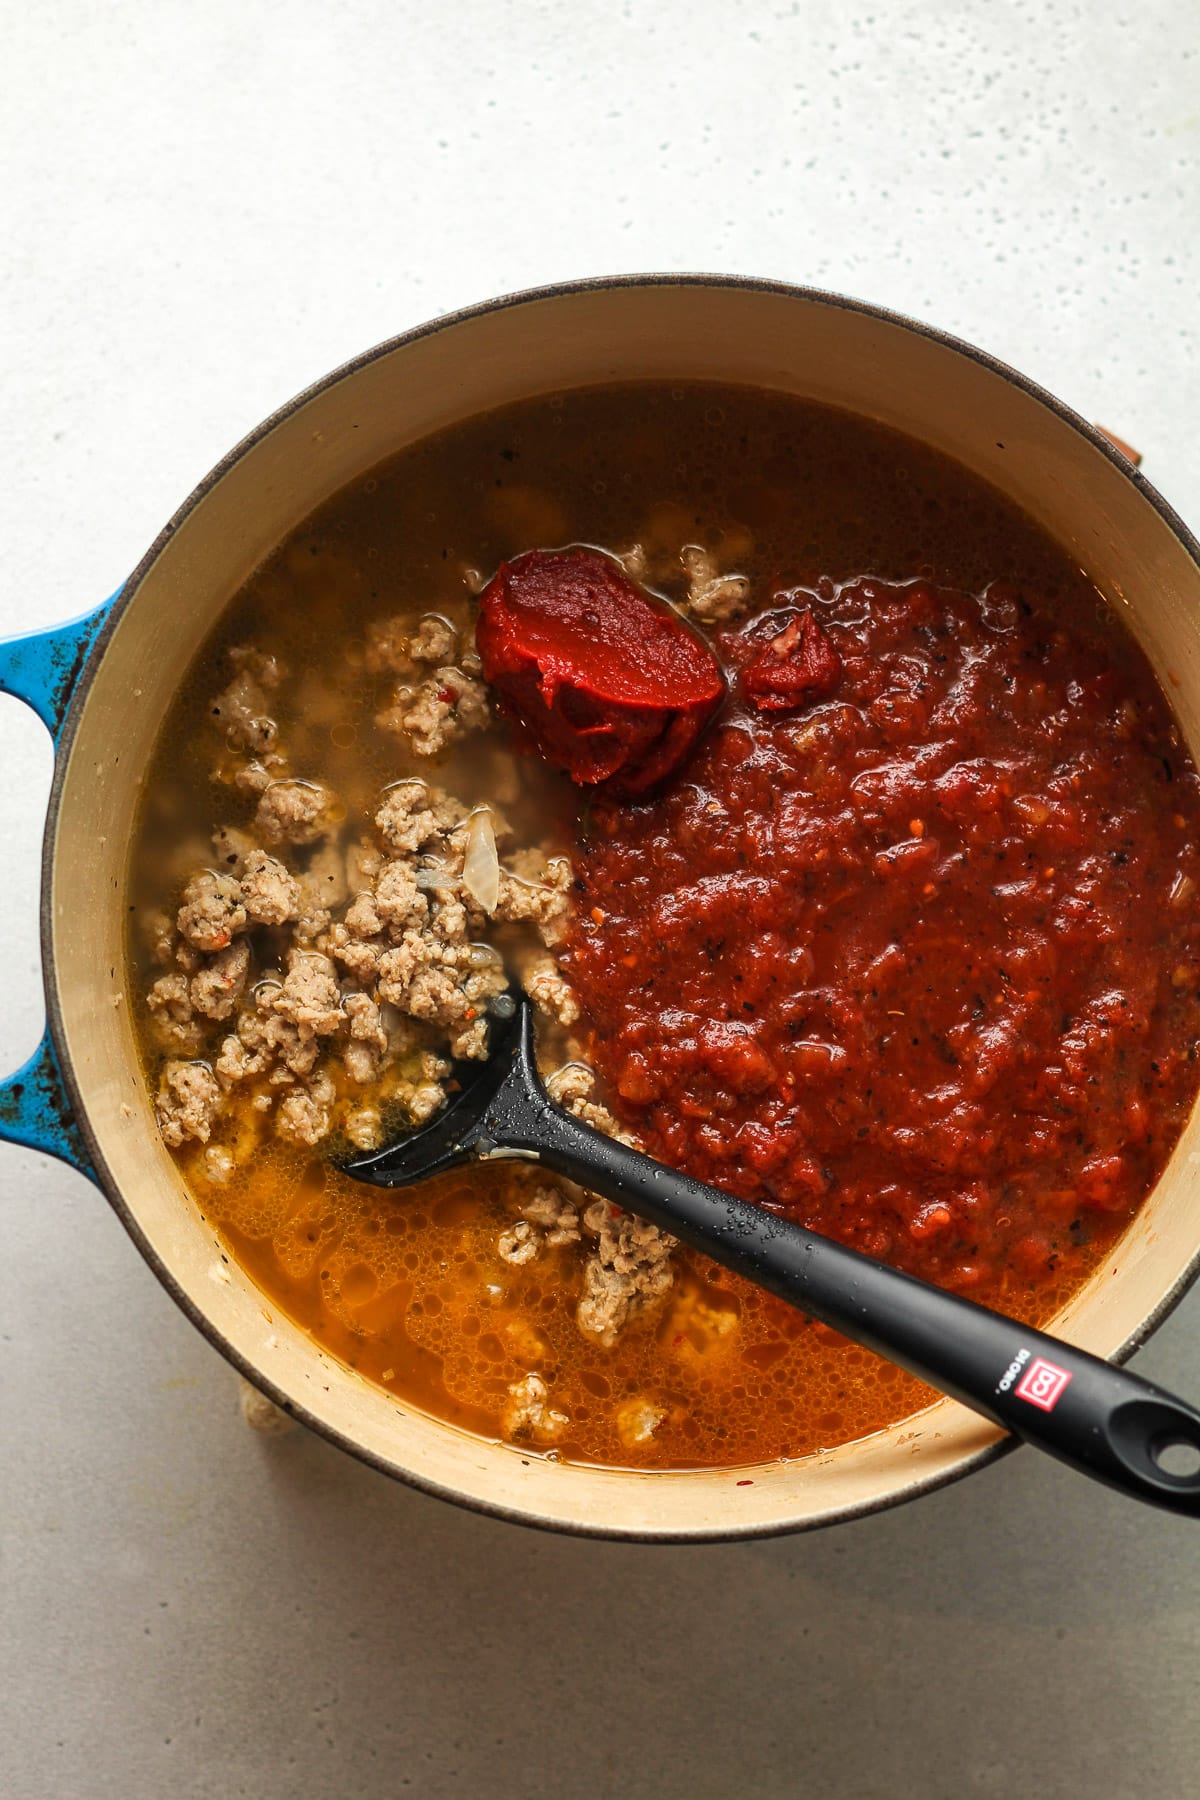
[4, 277, 1200, 1540]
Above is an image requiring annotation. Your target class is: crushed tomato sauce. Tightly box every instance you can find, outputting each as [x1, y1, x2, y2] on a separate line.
[568, 574, 1200, 1307]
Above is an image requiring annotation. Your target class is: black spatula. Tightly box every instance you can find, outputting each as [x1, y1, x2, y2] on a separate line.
[343, 989, 1200, 1515]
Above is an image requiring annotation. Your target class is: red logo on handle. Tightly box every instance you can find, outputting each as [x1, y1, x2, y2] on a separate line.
[1014, 1357, 1073, 1412]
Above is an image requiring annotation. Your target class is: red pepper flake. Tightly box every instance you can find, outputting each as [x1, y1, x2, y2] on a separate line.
[736, 1479, 754, 1487]
[909, 1202, 953, 1241]
[438, 685, 459, 705]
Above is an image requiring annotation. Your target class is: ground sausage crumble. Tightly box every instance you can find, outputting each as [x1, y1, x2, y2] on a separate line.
[145, 619, 698, 1362]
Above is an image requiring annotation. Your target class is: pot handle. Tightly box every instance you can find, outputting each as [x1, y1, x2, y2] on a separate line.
[0, 1036, 93, 1176]
[0, 597, 116, 742]
[0, 594, 122, 1177]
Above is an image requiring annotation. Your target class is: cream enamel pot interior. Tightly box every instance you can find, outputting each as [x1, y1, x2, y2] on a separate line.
[5, 276, 1200, 1541]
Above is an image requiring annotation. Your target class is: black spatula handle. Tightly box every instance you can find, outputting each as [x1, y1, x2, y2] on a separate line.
[491, 1066, 1200, 1516]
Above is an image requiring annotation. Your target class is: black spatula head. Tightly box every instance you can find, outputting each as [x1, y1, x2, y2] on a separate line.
[339, 988, 543, 1189]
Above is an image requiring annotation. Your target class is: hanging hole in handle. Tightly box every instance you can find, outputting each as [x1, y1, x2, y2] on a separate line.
[1109, 1397, 1200, 1487]
[1151, 1436, 1200, 1480]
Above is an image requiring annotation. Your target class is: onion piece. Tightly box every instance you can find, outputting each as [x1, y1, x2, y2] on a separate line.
[1170, 871, 1196, 909]
[413, 857, 460, 892]
[463, 806, 501, 913]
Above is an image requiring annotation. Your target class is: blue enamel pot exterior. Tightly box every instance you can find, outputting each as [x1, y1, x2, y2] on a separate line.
[0, 599, 119, 1172]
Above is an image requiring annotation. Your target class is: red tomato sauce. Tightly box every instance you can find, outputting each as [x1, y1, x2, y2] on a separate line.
[567, 575, 1200, 1311]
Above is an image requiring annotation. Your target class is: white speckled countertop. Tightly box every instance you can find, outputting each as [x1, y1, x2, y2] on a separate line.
[3, 4, 1199, 1795]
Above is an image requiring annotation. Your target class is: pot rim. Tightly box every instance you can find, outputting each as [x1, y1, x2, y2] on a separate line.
[40, 271, 1200, 1541]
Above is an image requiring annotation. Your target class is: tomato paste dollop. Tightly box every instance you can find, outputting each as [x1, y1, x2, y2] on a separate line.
[741, 608, 843, 711]
[476, 547, 725, 795]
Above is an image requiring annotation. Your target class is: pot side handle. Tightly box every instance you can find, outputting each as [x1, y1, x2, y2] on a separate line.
[0, 598, 117, 741]
[0, 594, 123, 1179]
[0, 1036, 93, 1177]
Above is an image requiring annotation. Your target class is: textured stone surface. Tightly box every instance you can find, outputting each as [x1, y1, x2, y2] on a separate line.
[2, 4, 1198, 1796]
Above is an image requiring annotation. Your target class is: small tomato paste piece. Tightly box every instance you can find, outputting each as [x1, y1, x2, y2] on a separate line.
[476, 547, 725, 794]
[742, 609, 842, 712]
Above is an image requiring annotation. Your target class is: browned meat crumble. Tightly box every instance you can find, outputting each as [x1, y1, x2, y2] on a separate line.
[144, 622, 697, 1365]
